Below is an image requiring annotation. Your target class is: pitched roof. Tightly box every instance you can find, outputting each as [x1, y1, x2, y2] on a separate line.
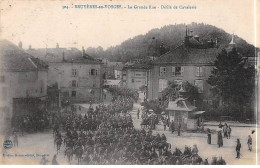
[0, 40, 48, 72]
[166, 98, 197, 112]
[123, 62, 153, 70]
[26, 47, 101, 64]
[154, 44, 223, 65]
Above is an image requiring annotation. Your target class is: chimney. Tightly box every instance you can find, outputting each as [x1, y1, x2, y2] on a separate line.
[18, 41, 23, 49]
[190, 30, 193, 37]
[28, 45, 32, 50]
[184, 26, 190, 47]
[56, 43, 59, 48]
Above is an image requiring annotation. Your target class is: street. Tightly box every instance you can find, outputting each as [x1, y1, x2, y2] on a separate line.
[1, 94, 258, 165]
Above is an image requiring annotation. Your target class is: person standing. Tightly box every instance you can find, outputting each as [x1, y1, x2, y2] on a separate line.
[163, 119, 167, 131]
[177, 122, 181, 136]
[247, 135, 252, 152]
[223, 123, 228, 138]
[170, 120, 175, 134]
[236, 139, 241, 158]
[217, 131, 223, 148]
[13, 132, 18, 147]
[137, 109, 140, 119]
[207, 128, 211, 144]
[40, 156, 49, 165]
[227, 126, 232, 139]
[52, 154, 59, 165]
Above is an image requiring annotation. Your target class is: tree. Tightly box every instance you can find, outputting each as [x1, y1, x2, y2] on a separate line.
[161, 81, 202, 108]
[207, 48, 256, 119]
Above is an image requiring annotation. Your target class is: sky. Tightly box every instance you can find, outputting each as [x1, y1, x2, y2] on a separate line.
[0, 0, 259, 50]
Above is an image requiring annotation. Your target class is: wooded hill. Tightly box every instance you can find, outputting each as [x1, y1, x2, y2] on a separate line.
[86, 22, 256, 62]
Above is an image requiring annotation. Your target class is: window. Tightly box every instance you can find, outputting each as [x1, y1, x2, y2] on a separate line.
[172, 66, 184, 76]
[194, 80, 203, 93]
[159, 67, 166, 76]
[72, 69, 78, 77]
[72, 80, 77, 87]
[196, 67, 203, 77]
[90, 69, 97, 76]
[159, 79, 168, 92]
[71, 91, 76, 97]
[0, 76, 5, 83]
[132, 79, 134, 83]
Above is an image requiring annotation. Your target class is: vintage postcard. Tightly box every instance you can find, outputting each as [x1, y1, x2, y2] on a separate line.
[0, 0, 259, 165]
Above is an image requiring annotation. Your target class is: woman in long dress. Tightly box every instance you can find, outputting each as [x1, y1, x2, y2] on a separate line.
[217, 131, 223, 148]
[207, 128, 211, 144]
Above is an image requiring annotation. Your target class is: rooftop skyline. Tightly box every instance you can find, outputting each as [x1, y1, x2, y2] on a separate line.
[0, 0, 258, 50]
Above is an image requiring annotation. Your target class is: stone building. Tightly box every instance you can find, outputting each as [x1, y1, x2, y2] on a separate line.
[0, 40, 48, 133]
[26, 45, 103, 104]
[147, 29, 223, 105]
[122, 63, 152, 91]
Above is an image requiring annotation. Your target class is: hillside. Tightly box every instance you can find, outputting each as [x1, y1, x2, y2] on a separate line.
[86, 22, 256, 62]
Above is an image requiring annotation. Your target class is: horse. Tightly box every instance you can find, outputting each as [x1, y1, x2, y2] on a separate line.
[65, 147, 74, 163]
[55, 137, 63, 154]
[53, 124, 59, 137]
[74, 146, 84, 164]
[158, 142, 171, 155]
[141, 119, 150, 129]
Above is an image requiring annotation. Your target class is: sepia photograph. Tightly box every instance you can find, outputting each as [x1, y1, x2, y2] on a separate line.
[0, 0, 259, 166]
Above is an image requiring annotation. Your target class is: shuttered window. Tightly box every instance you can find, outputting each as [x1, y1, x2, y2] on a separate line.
[159, 67, 166, 76]
[196, 67, 203, 77]
[172, 66, 184, 76]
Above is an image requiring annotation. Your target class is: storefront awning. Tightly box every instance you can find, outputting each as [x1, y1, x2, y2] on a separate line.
[192, 111, 206, 115]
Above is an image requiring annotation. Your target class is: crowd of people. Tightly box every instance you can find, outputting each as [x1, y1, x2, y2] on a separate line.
[50, 95, 225, 165]
[12, 111, 55, 135]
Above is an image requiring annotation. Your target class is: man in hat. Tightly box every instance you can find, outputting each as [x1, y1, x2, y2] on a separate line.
[217, 131, 223, 148]
[247, 135, 252, 152]
[177, 122, 181, 136]
[207, 128, 211, 144]
[236, 139, 241, 158]
[170, 120, 175, 134]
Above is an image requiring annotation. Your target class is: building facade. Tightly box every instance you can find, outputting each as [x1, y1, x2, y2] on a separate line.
[122, 64, 151, 91]
[148, 32, 223, 105]
[27, 46, 103, 104]
[0, 40, 48, 133]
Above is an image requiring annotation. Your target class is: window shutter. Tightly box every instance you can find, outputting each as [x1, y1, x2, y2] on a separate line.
[200, 67, 204, 76]
[96, 70, 98, 75]
[159, 79, 162, 92]
[196, 67, 200, 76]
[181, 67, 184, 76]
[89, 69, 91, 75]
[172, 67, 175, 76]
